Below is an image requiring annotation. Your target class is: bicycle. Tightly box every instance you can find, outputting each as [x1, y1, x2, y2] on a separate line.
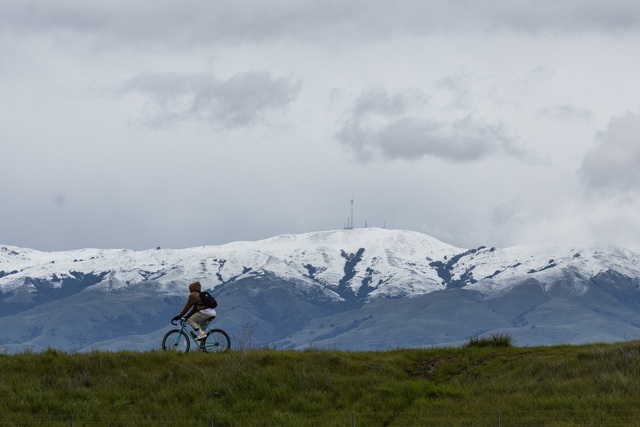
[161, 318, 231, 353]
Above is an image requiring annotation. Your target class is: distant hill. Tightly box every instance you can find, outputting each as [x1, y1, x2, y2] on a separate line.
[2, 228, 640, 352]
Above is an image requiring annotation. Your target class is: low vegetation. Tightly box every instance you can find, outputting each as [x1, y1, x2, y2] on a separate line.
[463, 332, 514, 348]
[2, 341, 640, 426]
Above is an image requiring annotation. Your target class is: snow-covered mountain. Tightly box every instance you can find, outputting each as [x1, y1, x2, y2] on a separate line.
[2, 228, 640, 352]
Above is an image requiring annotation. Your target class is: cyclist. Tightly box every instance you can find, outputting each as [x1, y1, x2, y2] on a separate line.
[172, 281, 216, 341]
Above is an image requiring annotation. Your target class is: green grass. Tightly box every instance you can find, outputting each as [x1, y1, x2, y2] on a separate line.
[2, 342, 640, 425]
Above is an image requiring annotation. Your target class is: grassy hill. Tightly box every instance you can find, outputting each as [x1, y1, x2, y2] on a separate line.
[2, 341, 640, 426]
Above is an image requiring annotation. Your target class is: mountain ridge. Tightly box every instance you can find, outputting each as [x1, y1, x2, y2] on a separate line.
[2, 228, 640, 352]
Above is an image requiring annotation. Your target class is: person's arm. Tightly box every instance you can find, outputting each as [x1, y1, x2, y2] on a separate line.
[176, 293, 198, 318]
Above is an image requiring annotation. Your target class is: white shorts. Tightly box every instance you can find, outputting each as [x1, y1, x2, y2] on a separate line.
[200, 308, 217, 317]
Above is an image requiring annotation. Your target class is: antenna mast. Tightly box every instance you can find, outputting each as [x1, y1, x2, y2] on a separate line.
[350, 198, 354, 230]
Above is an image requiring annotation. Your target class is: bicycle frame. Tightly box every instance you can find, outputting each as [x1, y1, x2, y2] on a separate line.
[163, 318, 230, 353]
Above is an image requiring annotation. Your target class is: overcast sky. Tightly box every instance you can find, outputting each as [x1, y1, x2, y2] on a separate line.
[2, 0, 640, 252]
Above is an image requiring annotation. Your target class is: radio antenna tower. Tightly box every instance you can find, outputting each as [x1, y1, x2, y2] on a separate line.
[349, 198, 354, 230]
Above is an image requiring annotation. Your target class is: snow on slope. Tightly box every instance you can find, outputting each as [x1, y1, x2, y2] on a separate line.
[224, 228, 462, 297]
[457, 244, 640, 296]
[2, 228, 640, 301]
[0, 228, 462, 299]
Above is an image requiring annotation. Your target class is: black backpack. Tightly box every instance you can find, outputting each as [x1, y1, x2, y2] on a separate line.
[199, 291, 218, 309]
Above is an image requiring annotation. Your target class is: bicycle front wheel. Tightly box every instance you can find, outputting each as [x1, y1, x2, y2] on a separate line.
[202, 329, 231, 353]
[162, 329, 191, 353]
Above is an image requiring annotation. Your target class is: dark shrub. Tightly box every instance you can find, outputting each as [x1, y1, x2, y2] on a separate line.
[464, 333, 513, 348]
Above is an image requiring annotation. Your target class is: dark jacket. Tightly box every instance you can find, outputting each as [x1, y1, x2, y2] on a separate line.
[176, 281, 206, 318]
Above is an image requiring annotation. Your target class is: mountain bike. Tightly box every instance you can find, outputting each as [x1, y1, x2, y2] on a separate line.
[162, 318, 231, 353]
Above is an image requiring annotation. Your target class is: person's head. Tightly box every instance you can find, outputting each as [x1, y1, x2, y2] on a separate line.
[188, 281, 202, 293]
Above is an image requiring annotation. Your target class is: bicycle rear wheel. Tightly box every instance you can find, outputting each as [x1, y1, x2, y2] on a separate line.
[202, 329, 231, 353]
[162, 329, 191, 353]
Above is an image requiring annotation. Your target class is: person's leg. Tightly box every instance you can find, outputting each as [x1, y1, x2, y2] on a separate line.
[187, 312, 210, 339]
[199, 316, 214, 331]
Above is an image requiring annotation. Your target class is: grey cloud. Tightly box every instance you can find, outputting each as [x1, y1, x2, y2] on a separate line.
[525, 66, 556, 86]
[351, 87, 429, 118]
[580, 112, 640, 193]
[435, 69, 475, 109]
[481, 0, 640, 35]
[342, 116, 516, 162]
[122, 71, 300, 128]
[377, 117, 498, 161]
[3, 0, 640, 48]
[537, 104, 594, 122]
[337, 89, 519, 162]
